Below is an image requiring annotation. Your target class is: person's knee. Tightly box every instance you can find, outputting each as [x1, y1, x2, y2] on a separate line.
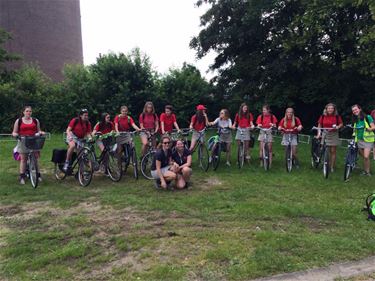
[164, 171, 176, 180]
[182, 167, 192, 175]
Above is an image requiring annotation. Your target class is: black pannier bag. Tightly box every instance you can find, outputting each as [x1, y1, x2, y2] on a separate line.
[51, 149, 67, 164]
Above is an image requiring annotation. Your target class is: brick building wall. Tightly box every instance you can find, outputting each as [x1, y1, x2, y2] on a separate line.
[0, 0, 83, 81]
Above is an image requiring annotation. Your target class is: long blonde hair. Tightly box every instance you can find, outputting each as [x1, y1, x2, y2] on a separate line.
[284, 107, 295, 127]
[143, 101, 155, 114]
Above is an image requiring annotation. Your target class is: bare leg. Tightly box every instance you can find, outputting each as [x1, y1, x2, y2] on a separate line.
[330, 146, 337, 171]
[268, 142, 273, 167]
[19, 153, 27, 174]
[363, 148, 371, 173]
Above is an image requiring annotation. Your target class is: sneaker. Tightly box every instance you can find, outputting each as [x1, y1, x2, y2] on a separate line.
[63, 162, 70, 172]
[209, 156, 212, 163]
[154, 179, 162, 189]
[19, 174, 26, 185]
[361, 171, 372, 176]
[226, 161, 231, 167]
[37, 173, 42, 182]
[330, 168, 334, 173]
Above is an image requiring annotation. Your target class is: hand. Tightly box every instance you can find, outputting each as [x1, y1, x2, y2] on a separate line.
[161, 180, 167, 189]
[12, 132, 18, 138]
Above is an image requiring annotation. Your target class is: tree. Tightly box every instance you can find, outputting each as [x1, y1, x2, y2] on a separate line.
[191, 0, 375, 125]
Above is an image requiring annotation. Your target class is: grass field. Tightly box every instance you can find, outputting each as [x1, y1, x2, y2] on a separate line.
[0, 133, 375, 281]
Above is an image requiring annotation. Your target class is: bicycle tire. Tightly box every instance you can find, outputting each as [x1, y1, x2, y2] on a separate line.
[198, 143, 210, 172]
[263, 143, 270, 171]
[78, 150, 93, 187]
[131, 147, 139, 180]
[122, 144, 131, 173]
[107, 151, 122, 182]
[322, 147, 329, 179]
[286, 145, 292, 173]
[212, 143, 221, 171]
[344, 163, 351, 181]
[238, 142, 244, 169]
[28, 153, 38, 188]
[141, 151, 154, 180]
[54, 163, 67, 180]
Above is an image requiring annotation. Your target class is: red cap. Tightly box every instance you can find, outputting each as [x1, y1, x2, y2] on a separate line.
[196, 104, 207, 111]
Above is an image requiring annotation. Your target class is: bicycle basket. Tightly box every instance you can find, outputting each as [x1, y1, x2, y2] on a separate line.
[23, 136, 45, 150]
[102, 136, 115, 147]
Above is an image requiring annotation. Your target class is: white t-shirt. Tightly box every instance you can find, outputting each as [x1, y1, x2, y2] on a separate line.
[213, 118, 232, 131]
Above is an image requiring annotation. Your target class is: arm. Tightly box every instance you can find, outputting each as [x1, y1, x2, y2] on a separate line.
[155, 160, 166, 187]
[12, 120, 19, 137]
[179, 155, 192, 170]
[132, 123, 141, 131]
[173, 121, 180, 132]
[161, 121, 165, 134]
[155, 119, 159, 133]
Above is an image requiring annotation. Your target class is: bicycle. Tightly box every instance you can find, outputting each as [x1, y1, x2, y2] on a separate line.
[181, 128, 210, 172]
[208, 127, 231, 171]
[343, 125, 361, 181]
[236, 127, 252, 169]
[256, 127, 275, 171]
[140, 130, 157, 180]
[53, 138, 94, 187]
[280, 128, 297, 173]
[89, 133, 123, 182]
[117, 131, 138, 179]
[17, 135, 46, 188]
[311, 127, 332, 179]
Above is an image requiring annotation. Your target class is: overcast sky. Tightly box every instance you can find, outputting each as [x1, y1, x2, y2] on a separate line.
[80, 0, 215, 79]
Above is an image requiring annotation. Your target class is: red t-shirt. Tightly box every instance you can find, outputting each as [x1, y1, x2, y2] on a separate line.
[68, 118, 92, 139]
[191, 115, 206, 131]
[160, 113, 176, 132]
[114, 115, 135, 132]
[256, 114, 278, 129]
[235, 113, 254, 128]
[318, 115, 343, 130]
[94, 121, 114, 134]
[19, 119, 38, 136]
[278, 117, 302, 134]
[139, 113, 158, 130]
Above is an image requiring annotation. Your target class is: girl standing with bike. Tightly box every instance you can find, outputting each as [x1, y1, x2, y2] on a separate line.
[351, 104, 375, 176]
[139, 102, 159, 157]
[189, 104, 209, 152]
[12, 106, 44, 185]
[278, 108, 303, 168]
[316, 103, 343, 172]
[232, 103, 254, 163]
[92, 113, 115, 152]
[160, 105, 180, 135]
[256, 105, 278, 168]
[114, 106, 140, 152]
[209, 109, 233, 166]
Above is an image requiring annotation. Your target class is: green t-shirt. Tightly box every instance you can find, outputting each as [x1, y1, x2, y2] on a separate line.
[355, 115, 374, 140]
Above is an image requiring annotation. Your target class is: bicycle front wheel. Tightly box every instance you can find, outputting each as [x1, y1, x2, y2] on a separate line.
[141, 151, 154, 180]
[78, 150, 93, 187]
[344, 163, 351, 181]
[263, 144, 270, 171]
[198, 143, 209, 172]
[322, 148, 330, 179]
[285, 145, 292, 173]
[28, 153, 38, 188]
[107, 152, 122, 182]
[131, 147, 139, 180]
[237, 142, 245, 169]
[212, 143, 221, 171]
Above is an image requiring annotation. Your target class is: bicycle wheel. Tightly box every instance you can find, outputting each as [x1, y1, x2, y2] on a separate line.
[198, 143, 210, 172]
[131, 147, 139, 180]
[122, 144, 131, 173]
[322, 148, 329, 179]
[78, 150, 93, 187]
[107, 151, 122, 182]
[237, 142, 245, 169]
[28, 153, 38, 188]
[212, 143, 221, 171]
[285, 145, 292, 173]
[54, 163, 67, 180]
[344, 163, 351, 181]
[263, 143, 270, 171]
[141, 151, 154, 180]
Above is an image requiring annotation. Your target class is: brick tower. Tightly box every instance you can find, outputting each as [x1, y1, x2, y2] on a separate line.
[0, 0, 83, 80]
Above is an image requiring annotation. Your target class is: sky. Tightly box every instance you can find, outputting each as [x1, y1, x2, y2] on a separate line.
[80, 0, 215, 79]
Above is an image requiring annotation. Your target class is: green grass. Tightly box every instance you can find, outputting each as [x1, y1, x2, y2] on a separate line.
[0, 133, 375, 280]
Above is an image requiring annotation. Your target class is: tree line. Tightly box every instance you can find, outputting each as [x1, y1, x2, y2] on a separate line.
[1, 0, 374, 133]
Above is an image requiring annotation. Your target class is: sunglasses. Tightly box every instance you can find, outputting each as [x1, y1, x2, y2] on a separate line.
[163, 142, 170, 144]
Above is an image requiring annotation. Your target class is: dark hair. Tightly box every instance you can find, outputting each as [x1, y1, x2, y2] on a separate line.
[165, 105, 173, 112]
[79, 108, 88, 116]
[238, 103, 250, 120]
[21, 105, 32, 118]
[196, 109, 205, 123]
[157, 135, 171, 149]
[262, 104, 271, 113]
[351, 104, 366, 123]
[98, 113, 111, 132]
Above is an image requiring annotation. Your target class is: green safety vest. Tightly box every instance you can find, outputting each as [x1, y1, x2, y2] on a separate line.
[354, 118, 375, 143]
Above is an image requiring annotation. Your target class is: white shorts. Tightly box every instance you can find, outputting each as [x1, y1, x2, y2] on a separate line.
[151, 166, 171, 179]
[281, 134, 298, 146]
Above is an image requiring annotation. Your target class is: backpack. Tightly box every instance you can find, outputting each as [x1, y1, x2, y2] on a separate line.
[17, 117, 39, 130]
[117, 115, 131, 131]
[363, 193, 375, 221]
[71, 117, 89, 133]
[320, 115, 340, 126]
[260, 114, 277, 124]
